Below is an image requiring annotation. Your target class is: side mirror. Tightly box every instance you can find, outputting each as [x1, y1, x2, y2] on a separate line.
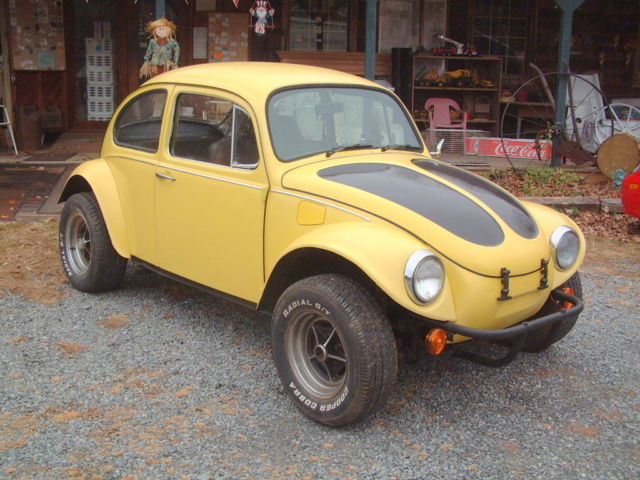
[430, 138, 444, 158]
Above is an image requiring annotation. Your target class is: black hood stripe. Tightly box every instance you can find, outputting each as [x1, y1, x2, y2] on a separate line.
[318, 163, 505, 247]
[413, 159, 539, 239]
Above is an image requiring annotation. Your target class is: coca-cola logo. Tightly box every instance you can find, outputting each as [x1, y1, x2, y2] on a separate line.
[465, 138, 552, 159]
[495, 141, 551, 160]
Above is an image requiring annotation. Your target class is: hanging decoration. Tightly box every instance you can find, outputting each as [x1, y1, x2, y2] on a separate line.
[139, 17, 180, 79]
[249, 1, 274, 36]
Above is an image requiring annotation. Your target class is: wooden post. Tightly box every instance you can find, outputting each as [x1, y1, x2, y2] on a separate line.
[551, 0, 585, 167]
[365, 0, 377, 80]
[0, 0, 14, 125]
[156, 0, 166, 18]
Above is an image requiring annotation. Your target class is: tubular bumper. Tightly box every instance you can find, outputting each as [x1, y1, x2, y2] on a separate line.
[440, 288, 583, 341]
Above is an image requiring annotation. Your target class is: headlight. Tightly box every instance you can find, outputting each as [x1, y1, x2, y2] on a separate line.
[404, 250, 445, 305]
[551, 226, 580, 270]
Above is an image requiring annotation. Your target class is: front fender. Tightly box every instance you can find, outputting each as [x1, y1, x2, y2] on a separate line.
[521, 200, 586, 287]
[59, 159, 130, 259]
[275, 221, 457, 321]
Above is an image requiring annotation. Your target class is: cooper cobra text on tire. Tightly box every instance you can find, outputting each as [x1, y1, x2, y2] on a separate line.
[271, 274, 398, 426]
[59, 192, 127, 293]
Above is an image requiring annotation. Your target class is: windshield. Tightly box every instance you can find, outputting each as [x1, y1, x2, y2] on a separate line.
[268, 87, 423, 161]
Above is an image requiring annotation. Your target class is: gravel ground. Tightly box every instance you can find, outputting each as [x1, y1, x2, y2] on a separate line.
[1, 261, 639, 480]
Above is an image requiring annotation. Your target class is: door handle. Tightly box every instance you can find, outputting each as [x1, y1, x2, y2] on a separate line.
[155, 172, 176, 181]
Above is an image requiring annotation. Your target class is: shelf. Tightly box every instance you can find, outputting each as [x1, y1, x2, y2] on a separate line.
[411, 118, 496, 125]
[475, 16, 526, 20]
[412, 55, 503, 137]
[468, 119, 497, 124]
[414, 86, 499, 92]
[414, 55, 502, 61]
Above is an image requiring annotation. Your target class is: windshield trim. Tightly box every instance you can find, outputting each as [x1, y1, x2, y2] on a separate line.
[266, 84, 424, 163]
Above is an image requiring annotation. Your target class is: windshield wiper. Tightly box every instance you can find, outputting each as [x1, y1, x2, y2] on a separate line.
[380, 144, 421, 152]
[325, 144, 373, 157]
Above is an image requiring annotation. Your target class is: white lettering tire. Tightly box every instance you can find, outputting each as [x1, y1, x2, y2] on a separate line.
[59, 192, 127, 292]
[271, 274, 397, 426]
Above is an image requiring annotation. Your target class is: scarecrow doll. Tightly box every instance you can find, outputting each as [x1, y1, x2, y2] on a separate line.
[139, 18, 180, 79]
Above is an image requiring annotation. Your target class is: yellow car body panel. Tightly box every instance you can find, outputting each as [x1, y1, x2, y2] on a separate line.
[61, 160, 130, 259]
[154, 156, 269, 303]
[264, 193, 458, 320]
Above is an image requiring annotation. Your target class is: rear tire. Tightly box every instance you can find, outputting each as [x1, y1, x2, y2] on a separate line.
[271, 274, 398, 426]
[522, 273, 583, 353]
[59, 192, 127, 292]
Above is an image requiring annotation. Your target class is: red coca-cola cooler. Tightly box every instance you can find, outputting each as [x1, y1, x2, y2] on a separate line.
[464, 137, 552, 160]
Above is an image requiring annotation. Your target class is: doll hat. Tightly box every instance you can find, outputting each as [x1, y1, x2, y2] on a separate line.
[145, 17, 177, 36]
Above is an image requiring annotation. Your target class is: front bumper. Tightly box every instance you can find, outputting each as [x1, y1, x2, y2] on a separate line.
[424, 288, 583, 367]
[440, 288, 583, 341]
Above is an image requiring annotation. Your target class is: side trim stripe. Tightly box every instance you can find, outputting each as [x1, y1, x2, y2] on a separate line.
[157, 163, 264, 190]
[271, 189, 370, 221]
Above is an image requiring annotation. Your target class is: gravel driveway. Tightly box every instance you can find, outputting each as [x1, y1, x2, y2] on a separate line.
[1, 256, 638, 479]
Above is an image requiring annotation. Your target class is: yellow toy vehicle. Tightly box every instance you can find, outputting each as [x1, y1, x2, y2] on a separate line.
[58, 63, 584, 426]
[445, 69, 476, 87]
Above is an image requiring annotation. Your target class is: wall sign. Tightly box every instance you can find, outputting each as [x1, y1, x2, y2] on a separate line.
[208, 13, 249, 63]
[9, 0, 66, 71]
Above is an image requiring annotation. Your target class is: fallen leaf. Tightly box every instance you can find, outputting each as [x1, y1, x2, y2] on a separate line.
[54, 342, 88, 358]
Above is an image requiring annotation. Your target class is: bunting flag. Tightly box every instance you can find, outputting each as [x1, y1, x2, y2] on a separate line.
[233, 0, 240, 6]
[86, 0, 189, 3]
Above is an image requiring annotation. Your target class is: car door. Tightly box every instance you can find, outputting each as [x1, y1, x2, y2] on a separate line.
[106, 87, 170, 264]
[154, 87, 268, 303]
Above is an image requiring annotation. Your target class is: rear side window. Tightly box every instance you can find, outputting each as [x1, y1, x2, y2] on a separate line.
[114, 90, 167, 152]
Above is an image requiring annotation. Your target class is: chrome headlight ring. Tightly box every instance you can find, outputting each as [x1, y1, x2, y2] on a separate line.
[550, 226, 580, 270]
[404, 250, 445, 305]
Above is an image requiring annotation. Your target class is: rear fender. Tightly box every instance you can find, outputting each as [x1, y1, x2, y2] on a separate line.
[59, 160, 130, 258]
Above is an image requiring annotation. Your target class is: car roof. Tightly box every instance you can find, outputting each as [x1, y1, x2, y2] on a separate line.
[144, 61, 383, 100]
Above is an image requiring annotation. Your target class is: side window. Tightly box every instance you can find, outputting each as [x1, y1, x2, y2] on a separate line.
[232, 107, 259, 168]
[114, 90, 167, 152]
[170, 93, 258, 169]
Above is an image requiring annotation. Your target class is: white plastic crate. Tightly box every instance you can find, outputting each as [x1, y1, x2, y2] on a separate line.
[86, 53, 113, 69]
[87, 85, 114, 100]
[85, 38, 113, 54]
[87, 99, 114, 121]
[425, 128, 490, 155]
[87, 69, 113, 85]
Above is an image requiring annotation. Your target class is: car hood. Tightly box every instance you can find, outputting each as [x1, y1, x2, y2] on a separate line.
[280, 155, 550, 277]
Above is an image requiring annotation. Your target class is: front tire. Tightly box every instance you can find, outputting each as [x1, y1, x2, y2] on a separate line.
[271, 274, 398, 426]
[522, 273, 583, 353]
[59, 192, 127, 292]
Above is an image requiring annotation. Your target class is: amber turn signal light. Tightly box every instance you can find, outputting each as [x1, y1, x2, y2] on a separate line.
[561, 287, 575, 310]
[425, 328, 448, 355]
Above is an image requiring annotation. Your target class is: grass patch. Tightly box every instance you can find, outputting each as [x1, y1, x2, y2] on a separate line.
[0, 220, 67, 304]
[484, 167, 587, 197]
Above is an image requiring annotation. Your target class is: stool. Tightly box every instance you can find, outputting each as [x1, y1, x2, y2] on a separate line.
[0, 105, 18, 155]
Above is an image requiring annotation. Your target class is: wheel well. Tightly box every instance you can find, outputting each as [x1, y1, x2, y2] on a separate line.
[59, 175, 92, 202]
[259, 248, 380, 314]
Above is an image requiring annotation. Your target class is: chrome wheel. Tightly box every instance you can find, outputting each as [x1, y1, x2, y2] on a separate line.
[272, 274, 397, 425]
[285, 310, 347, 400]
[64, 210, 92, 275]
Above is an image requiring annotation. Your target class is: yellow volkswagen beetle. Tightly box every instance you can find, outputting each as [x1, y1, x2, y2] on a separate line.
[58, 62, 584, 426]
